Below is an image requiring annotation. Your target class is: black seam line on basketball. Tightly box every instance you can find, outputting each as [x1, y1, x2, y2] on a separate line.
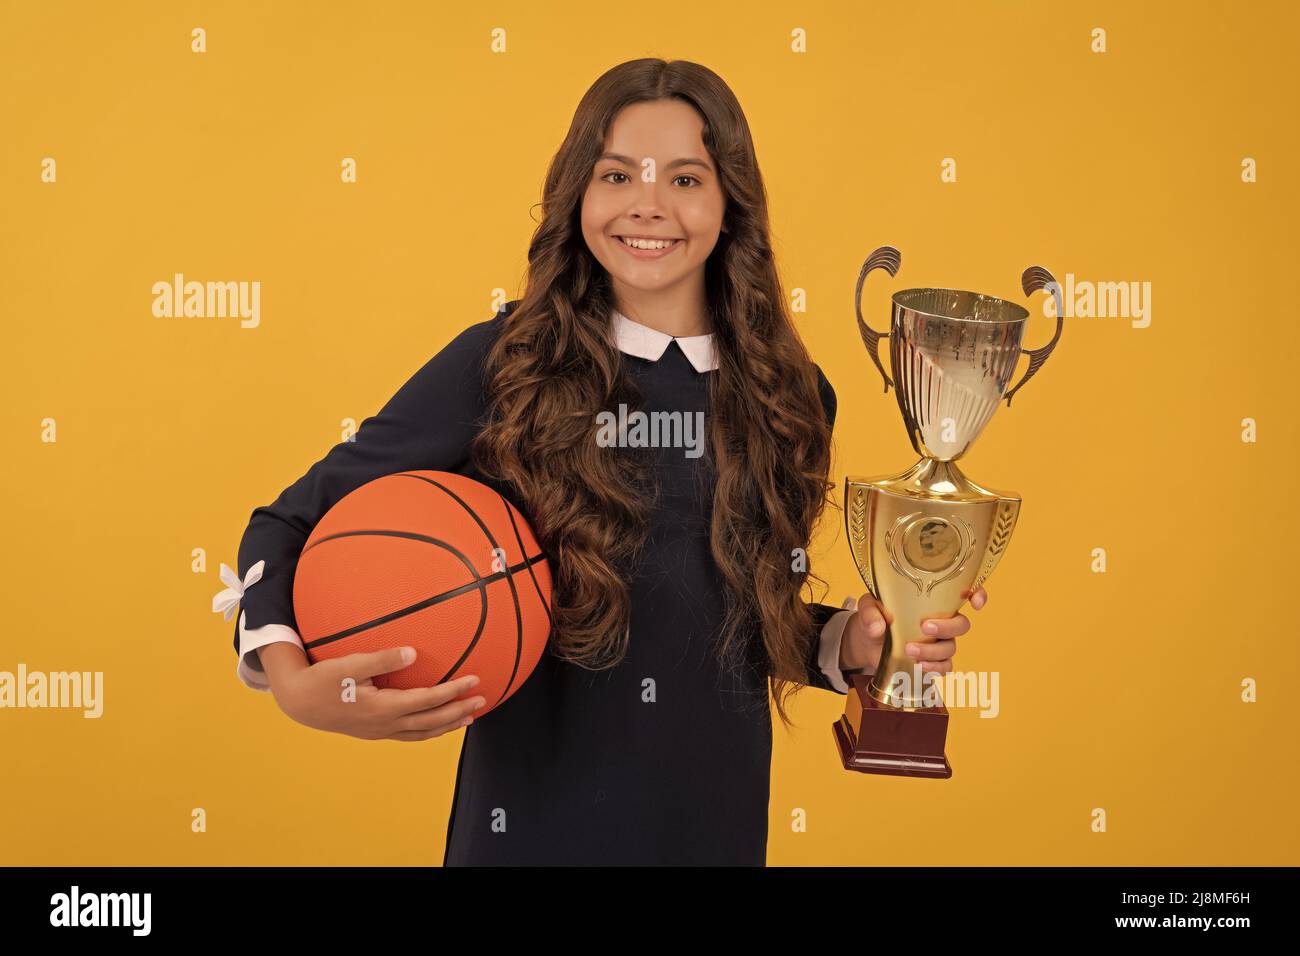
[502, 497, 554, 630]
[499, 494, 554, 700]
[489, 490, 554, 699]
[494, 498, 527, 700]
[391, 474, 523, 695]
[301, 527, 474, 558]
[299, 530, 488, 650]
[300, 551, 546, 651]
[392, 473, 525, 702]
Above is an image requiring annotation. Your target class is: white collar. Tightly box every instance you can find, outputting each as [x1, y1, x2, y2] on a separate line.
[611, 308, 718, 374]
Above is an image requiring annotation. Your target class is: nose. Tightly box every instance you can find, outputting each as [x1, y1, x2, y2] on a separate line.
[626, 177, 668, 220]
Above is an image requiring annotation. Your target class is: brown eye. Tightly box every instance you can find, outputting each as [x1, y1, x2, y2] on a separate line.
[673, 175, 701, 187]
[602, 171, 630, 184]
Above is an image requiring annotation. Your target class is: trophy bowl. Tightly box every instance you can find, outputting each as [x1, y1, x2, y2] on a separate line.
[887, 287, 1030, 462]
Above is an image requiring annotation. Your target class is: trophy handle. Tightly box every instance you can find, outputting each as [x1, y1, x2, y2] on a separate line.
[1004, 265, 1065, 407]
[854, 246, 901, 392]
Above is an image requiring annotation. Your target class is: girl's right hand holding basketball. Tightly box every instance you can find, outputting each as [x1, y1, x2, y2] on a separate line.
[257, 642, 486, 741]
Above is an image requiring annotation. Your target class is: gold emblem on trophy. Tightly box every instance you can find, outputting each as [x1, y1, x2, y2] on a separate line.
[833, 246, 1064, 778]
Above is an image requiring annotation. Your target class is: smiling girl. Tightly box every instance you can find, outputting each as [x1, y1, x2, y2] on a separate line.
[228, 58, 985, 866]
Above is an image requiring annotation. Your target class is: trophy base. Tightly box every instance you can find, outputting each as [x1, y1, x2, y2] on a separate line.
[832, 674, 952, 778]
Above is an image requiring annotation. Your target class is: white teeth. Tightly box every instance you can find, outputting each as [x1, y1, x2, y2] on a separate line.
[619, 237, 678, 250]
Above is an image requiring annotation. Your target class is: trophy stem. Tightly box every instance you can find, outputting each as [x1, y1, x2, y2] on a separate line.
[875, 457, 1000, 501]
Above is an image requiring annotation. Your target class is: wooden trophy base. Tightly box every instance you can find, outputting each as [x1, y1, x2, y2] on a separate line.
[832, 674, 953, 778]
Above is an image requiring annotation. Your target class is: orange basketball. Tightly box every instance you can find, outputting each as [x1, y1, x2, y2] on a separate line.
[292, 470, 552, 715]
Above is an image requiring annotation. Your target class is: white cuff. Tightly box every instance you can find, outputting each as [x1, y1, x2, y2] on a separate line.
[237, 609, 305, 692]
[816, 595, 859, 693]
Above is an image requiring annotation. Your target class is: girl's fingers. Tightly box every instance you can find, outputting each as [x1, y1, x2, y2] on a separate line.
[918, 659, 953, 675]
[972, 587, 988, 610]
[387, 712, 476, 740]
[386, 724, 468, 742]
[904, 638, 955, 663]
[395, 696, 485, 733]
[345, 645, 421, 682]
[375, 674, 481, 718]
[919, 613, 971, 640]
[856, 592, 892, 635]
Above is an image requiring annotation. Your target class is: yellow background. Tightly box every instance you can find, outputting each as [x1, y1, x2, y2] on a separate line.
[2, 0, 1296, 865]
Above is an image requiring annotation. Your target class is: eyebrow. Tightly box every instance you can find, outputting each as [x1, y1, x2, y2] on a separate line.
[598, 152, 714, 173]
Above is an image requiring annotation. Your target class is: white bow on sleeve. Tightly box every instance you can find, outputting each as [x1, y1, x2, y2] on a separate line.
[212, 560, 266, 621]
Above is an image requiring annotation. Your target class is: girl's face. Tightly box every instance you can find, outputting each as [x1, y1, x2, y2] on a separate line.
[580, 98, 726, 298]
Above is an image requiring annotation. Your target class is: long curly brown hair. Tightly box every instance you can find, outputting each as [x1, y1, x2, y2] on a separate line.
[469, 58, 836, 727]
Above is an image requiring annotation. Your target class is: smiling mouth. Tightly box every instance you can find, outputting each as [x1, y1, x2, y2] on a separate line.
[615, 236, 683, 250]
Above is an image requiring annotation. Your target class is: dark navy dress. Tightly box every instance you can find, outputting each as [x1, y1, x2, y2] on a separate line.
[232, 301, 847, 865]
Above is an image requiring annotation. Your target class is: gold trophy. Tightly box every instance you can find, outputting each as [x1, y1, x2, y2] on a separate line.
[832, 246, 1064, 778]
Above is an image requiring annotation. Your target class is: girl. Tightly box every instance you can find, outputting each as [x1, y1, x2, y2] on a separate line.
[225, 58, 986, 866]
